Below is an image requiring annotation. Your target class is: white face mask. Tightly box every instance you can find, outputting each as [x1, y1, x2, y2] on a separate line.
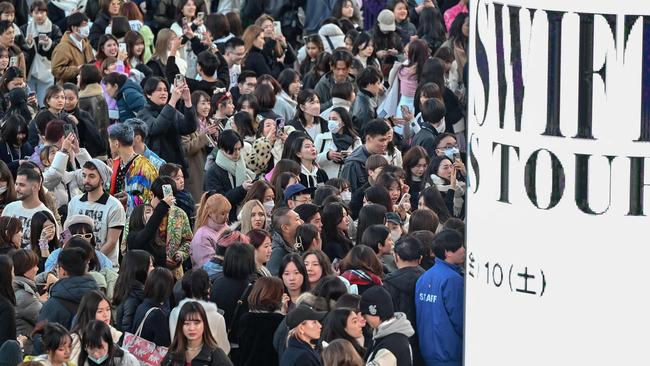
[0, 186, 6, 195]
[341, 190, 351, 203]
[390, 229, 401, 243]
[79, 25, 90, 38]
[328, 119, 341, 134]
[263, 200, 275, 215]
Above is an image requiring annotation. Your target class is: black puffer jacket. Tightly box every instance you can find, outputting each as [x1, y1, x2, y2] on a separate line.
[114, 281, 145, 333]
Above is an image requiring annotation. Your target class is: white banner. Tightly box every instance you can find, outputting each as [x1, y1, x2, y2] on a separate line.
[467, 0, 650, 364]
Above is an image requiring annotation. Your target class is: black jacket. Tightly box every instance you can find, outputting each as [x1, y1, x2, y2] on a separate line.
[132, 298, 172, 347]
[203, 163, 246, 223]
[299, 169, 329, 190]
[349, 181, 369, 220]
[114, 281, 145, 333]
[209, 273, 250, 335]
[162, 344, 232, 366]
[127, 201, 170, 267]
[280, 337, 322, 366]
[351, 89, 377, 135]
[0, 141, 33, 178]
[243, 46, 284, 79]
[0, 295, 16, 346]
[65, 107, 108, 157]
[340, 146, 371, 192]
[383, 266, 425, 366]
[164, 55, 228, 95]
[287, 116, 329, 136]
[237, 311, 284, 366]
[411, 124, 440, 159]
[88, 11, 111, 50]
[136, 102, 197, 173]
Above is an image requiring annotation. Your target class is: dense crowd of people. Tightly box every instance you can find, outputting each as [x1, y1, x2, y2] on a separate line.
[0, 0, 469, 365]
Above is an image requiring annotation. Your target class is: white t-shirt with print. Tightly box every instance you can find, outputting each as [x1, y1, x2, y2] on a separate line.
[2, 201, 55, 248]
[67, 192, 126, 267]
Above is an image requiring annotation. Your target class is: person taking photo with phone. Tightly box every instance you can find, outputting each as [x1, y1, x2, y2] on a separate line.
[137, 76, 197, 178]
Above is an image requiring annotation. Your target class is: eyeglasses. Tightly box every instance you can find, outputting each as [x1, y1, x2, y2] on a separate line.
[73, 233, 94, 240]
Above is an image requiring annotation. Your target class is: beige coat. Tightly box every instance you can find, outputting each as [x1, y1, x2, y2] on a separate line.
[51, 32, 95, 83]
[181, 131, 210, 202]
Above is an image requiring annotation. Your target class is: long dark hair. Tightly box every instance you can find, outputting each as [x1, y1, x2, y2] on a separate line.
[29, 210, 59, 260]
[448, 12, 469, 50]
[321, 202, 353, 252]
[0, 160, 15, 205]
[321, 308, 366, 356]
[339, 245, 384, 279]
[279, 253, 310, 294]
[79, 320, 125, 366]
[294, 89, 320, 127]
[1, 114, 27, 147]
[355, 203, 387, 246]
[408, 39, 430, 81]
[363, 186, 393, 213]
[330, 107, 359, 138]
[113, 249, 151, 305]
[402, 146, 429, 183]
[419, 186, 451, 223]
[288, 135, 315, 165]
[0, 255, 15, 304]
[168, 301, 218, 357]
[417, 7, 446, 51]
[71, 290, 112, 335]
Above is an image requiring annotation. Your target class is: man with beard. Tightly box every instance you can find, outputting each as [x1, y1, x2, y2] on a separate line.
[2, 166, 55, 247]
[67, 159, 126, 267]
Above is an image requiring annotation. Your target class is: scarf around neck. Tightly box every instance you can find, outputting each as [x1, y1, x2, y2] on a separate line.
[215, 149, 248, 186]
[332, 132, 354, 152]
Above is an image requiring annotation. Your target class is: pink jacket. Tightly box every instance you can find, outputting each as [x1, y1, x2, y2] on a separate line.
[444, 2, 468, 31]
[190, 220, 226, 268]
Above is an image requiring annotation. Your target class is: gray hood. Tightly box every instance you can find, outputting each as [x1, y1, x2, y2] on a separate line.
[373, 312, 415, 339]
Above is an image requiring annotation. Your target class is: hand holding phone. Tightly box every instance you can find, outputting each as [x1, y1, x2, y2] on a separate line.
[399, 193, 411, 206]
[174, 74, 185, 88]
[118, 42, 127, 54]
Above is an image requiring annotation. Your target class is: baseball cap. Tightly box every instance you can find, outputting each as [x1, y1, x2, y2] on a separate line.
[64, 214, 94, 231]
[385, 212, 403, 225]
[286, 304, 327, 329]
[284, 184, 314, 202]
[377, 9, 396, 32]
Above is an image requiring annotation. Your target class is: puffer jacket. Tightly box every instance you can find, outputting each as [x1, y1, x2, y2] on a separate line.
[116, 79, 146, 122]
[318, 23, 345, 54]
[13, 276, 41, 352]
[38, 275, 99, 328]
[114, 281, 145, 333]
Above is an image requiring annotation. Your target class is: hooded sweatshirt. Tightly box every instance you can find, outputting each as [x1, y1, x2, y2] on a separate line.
[365, 312, 415, 366]
[38, 275, 99, 328]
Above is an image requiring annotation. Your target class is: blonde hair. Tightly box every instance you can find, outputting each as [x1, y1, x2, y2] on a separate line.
[254, 14, 283, 59]
[242, 25, 264, 56]
[154, 29, 175, 65]
[239, 199, 265, 235]
[194, 193, 232, 231]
